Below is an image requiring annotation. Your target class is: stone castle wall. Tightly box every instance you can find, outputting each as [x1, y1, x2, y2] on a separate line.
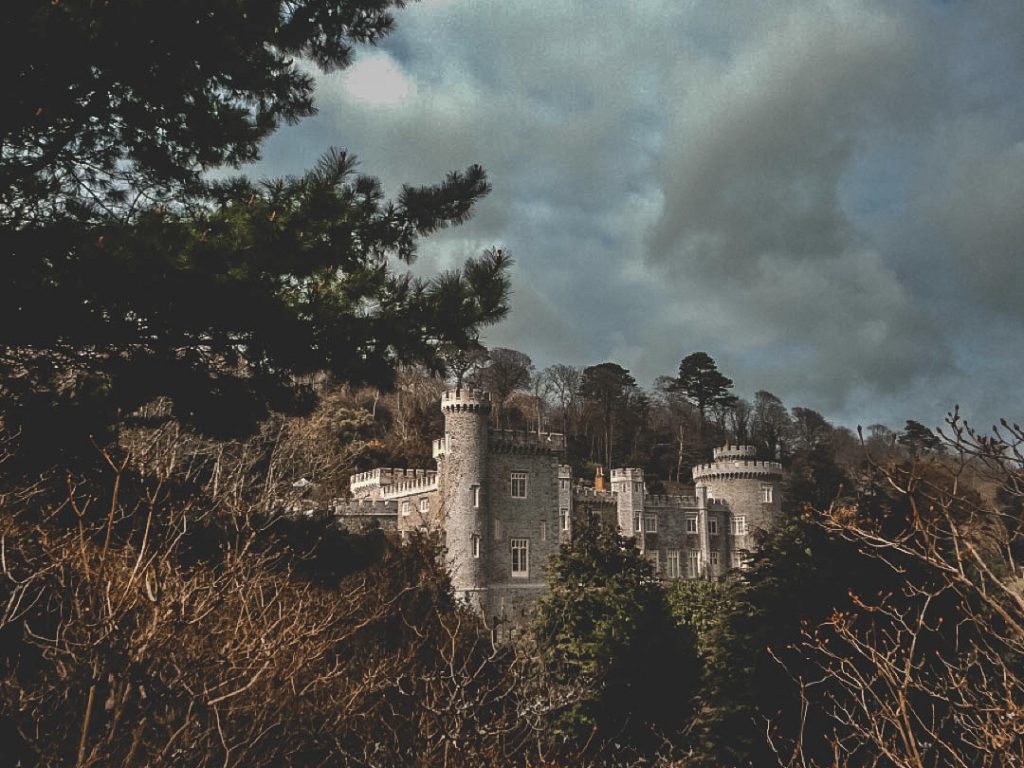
[336, 399, 786, 629]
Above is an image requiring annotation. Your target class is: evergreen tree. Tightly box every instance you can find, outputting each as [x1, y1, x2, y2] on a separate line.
[1, 2, 510, 459]
[532, 517, 698, 760]
[673, 352, 737, 451]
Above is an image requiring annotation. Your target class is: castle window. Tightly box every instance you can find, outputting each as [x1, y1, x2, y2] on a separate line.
[511, 538, 529, 577]
[666, 550, 681, 579]
[494, 519, 502, 540]
[709, 518, 719, 535]
[731, 516, 747, 536]
[634, 482, 642, 493]
[420, 497, 429, 514]
[687, 549, 701, 578]
[560, 479, 569, 490]
[685, 515, 698, 534]
[510, 472, 528, 498]
[472, 534, 480, 558]
[645, 514, 657, 533]
[762, 485, 773, 503]
[710, 550, 720, 566]
[540, 522, 547, 541]
[472, 485, 480, 508]
[401, 501, 410, 517]
[560, 508, 570, 532]
[731, 551, 747, 569]
[647, 550, 660, 575]
[634, 513, 642, 533]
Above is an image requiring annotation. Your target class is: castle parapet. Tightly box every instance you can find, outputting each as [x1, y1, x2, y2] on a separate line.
[380, 471, 438, 498]
[441, 388, 491, 413]
[644, 494, 700, 508]
[489, 429, 565, 454]
[692, 458, 783, 481]
[333, 498, 397, 514]
[572, 487, 616, 501]
[713, 445, 758, 460]
[350, 467, 438, 497]
[332, 498, 399, 532]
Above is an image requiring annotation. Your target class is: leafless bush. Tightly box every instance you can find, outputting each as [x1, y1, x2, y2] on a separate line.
[769, 412, 1024, 767]
[0, 434, 569, 766]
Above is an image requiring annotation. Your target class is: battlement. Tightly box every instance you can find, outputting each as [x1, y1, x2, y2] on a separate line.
[380, 473, 438, 498]
[332, 498, 398, 516]
[644, 494, 700, 508]
[350, 467, 437, 495]
[610, 467, 645, 482]
[441, 388, 491, 413]
[713, 445, 758, 460]
[692, 458, 783, 480]
[489, 429, 566, 454]
[558, 464, 572, 478]
[572, 487, 617, 501]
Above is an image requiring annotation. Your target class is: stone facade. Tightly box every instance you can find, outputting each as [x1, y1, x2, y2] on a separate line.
[345, 388, 783, 628]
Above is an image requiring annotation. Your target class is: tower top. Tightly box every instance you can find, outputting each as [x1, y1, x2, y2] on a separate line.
[712, 445, 758, 460]
[441, 388, 492, 413]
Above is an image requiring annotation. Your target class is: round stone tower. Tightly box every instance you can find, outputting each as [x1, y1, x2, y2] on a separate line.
[438, 388, 491, 607]
[692, 445, 783, 539]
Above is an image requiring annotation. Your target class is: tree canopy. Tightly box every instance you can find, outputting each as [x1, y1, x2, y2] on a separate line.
[532, 517, 697, 760]
[673, 353, 736, 445]
[1, 1, 510, 455]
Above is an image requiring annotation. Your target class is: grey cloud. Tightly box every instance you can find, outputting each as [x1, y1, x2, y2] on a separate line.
[249, 0, 1024, 428]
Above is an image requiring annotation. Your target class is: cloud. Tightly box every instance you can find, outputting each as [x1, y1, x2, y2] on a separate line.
[340, 52, 415, 107]
[249, 0, 1024, 429]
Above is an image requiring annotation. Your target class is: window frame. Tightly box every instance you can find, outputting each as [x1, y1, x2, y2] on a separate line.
[419, 497, 429, 514]
[666, 550, 681, 579]
[708, 517, 719, 535]
[685, 515, 698, 534]
[731, 516, 747, 536]
[687, 549, 701, 578]
[511, 538, 530, 578]
[645, 514, 657, 533]
[761, 485, 773, 503]
[559, 508, 570, 532]
[510, 471, 528, 499]
[648, 550, 660, 575]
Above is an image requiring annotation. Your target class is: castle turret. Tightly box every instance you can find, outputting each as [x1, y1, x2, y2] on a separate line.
[611, 468, 647, 547]
[438, 388, 491, 607]
[692, 445, 782, 563]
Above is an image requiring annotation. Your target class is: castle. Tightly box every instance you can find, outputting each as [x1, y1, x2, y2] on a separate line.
[337, 388, 783, 627]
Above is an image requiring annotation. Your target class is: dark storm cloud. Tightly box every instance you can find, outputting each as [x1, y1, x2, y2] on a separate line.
[251, 0, 1024, 429]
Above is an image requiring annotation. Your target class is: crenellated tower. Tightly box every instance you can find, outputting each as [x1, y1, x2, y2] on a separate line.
[692, 445, 782, 556]
[611, 467, 646, 547]
[437, 388, 491, 608]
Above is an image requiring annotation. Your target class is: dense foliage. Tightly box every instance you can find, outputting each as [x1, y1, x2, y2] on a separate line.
[532, 518, 698, 762]
[1, 0, 510, 462]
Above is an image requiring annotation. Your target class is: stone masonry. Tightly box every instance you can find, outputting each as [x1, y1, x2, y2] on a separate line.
[344, 388, 783, 629]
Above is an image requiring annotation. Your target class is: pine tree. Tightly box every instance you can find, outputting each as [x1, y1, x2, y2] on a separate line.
[0, 2, 510, 458]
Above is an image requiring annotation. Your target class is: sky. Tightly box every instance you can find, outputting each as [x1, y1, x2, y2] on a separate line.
[249, 0, 1024, 432]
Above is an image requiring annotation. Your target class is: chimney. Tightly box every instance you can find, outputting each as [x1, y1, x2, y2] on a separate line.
[594, 465, 606, 492]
